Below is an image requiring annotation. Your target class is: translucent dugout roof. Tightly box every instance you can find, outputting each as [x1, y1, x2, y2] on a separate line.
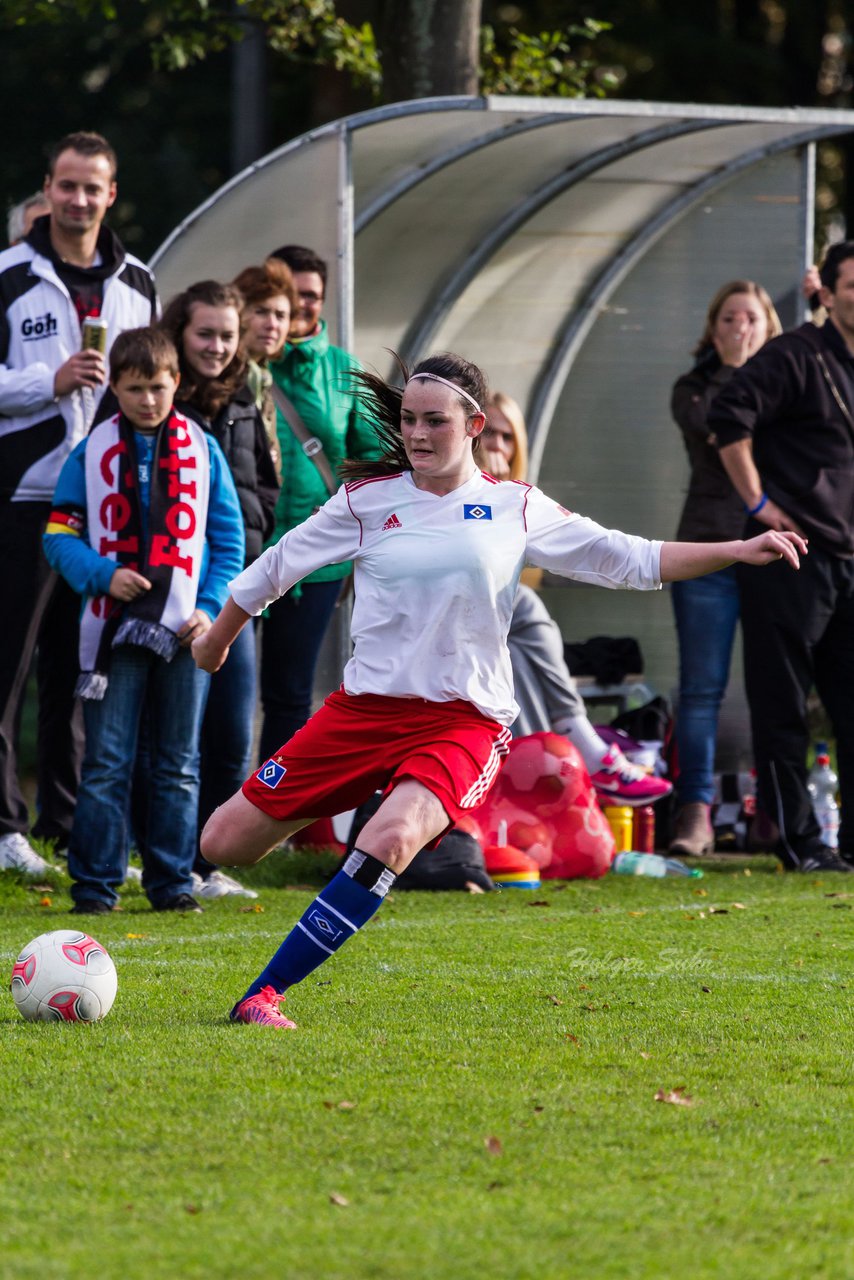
[152, 97, 854, 760]
[151, 95, 854, 479]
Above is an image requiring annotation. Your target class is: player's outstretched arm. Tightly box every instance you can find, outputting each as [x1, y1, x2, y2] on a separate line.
[192, 597, 252, 672]
[660, 529, 807, 582]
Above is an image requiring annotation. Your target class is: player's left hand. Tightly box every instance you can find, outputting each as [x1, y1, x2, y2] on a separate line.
[178, 609, 212, 647]
[739, 529, 807, 569]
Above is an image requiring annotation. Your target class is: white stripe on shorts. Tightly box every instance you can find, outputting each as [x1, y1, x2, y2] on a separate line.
[460, 726, 512, 808]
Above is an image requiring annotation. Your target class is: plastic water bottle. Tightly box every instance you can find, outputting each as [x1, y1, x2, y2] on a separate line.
[611, 851, 703, 878]
[807, 751, 839, 849]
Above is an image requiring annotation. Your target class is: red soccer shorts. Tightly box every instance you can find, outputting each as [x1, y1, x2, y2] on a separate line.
[242, 688, 511, 835]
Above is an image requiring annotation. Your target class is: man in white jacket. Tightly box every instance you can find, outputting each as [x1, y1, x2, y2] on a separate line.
[0, 130, 158, 873]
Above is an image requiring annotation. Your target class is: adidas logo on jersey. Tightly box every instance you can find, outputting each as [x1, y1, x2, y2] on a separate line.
[382, 513, 402, 530]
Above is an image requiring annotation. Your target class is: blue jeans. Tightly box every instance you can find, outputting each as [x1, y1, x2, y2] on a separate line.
[195, 621, 256, 874]
[258, 579, 343, 762]
[69, 646, 209, 908]
[671, 567, 740, 806]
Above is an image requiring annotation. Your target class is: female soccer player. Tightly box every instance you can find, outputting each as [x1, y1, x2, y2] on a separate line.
[192, 352, 805, 1029]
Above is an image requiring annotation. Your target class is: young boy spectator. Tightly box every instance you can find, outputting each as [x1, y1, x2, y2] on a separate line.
[44, 328, 244, 913]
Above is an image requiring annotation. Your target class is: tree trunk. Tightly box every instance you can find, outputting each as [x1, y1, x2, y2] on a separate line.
[377, 0, 482, 103]
[231, 14, 269, 173]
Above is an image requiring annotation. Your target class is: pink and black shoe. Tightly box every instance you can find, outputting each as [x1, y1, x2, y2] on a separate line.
[589, 744, 672, 807]
[230, 985, 297, 1029]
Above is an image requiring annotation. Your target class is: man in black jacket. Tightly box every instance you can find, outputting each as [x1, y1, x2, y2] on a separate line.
[710, 242, 854, 874]
[0, 131, 158, 876]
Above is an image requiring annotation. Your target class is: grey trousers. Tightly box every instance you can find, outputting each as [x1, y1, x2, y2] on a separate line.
[508, 584, 585, 738]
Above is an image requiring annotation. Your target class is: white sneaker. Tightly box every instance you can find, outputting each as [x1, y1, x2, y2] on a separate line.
[0, 831, 59, 876]
[125, 865, 143, 883]
[192, 869, 258, 900]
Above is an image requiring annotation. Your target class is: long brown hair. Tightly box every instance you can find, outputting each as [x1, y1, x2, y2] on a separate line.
[340, 352, 489, 482]
[159, 280, 248, 420]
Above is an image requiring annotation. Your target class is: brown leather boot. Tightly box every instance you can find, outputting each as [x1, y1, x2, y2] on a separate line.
[669, 803, 714, 857]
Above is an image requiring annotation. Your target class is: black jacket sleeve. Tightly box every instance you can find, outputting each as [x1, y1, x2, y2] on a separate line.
[708, 339, 805, 449]
[253, 410, 281, 543]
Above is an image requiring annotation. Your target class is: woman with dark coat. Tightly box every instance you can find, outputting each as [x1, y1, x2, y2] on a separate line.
[669, 280, 781, 857]
[160, 280, 280, 898]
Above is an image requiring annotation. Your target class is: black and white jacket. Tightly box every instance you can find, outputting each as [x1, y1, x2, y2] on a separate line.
[0, 219, 158, 502]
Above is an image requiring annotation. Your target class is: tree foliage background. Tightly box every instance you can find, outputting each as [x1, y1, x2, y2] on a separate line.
[0, 0, 851, 260]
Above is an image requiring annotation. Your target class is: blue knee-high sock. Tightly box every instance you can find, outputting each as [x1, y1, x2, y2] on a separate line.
[238, 850, 396, 1003]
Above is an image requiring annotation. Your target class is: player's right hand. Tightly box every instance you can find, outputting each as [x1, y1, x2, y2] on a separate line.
[192, 632, 229, 674]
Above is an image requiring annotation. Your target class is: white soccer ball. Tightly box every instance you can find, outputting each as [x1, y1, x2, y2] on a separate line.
[10, 930, 117, 1023]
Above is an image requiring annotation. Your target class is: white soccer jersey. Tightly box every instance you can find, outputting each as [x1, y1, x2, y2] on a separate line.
[230, 469, 663, 725]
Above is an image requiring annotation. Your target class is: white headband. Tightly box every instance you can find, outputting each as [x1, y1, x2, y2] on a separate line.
[406, 372, 483, 416]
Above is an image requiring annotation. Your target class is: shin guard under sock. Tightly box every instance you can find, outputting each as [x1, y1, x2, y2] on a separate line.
[239, 849, 396, 1001]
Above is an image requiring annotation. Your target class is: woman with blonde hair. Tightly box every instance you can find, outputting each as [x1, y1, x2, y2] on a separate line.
[484, 390, 528, 481]
[669, 280, 782, 856]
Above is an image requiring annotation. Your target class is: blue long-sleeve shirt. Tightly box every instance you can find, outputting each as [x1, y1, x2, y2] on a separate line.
[44, 428, 244, 621]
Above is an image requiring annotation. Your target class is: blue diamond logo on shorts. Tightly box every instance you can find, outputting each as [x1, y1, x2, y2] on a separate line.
[258, 759, 287, 789]
[464, 504, 492, 520]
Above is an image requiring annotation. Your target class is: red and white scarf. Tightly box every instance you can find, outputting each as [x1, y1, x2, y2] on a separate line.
[76, 411, 210, 699]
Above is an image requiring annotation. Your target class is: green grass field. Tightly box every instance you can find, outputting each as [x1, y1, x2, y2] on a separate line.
[1, 851, 852, 1280]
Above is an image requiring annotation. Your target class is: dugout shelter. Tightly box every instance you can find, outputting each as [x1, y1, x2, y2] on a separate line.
[151, 96, 854, 767]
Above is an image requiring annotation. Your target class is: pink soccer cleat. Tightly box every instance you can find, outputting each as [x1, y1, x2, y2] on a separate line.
[230, 985, 297, 1029]
[589, 744, 672, 807]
